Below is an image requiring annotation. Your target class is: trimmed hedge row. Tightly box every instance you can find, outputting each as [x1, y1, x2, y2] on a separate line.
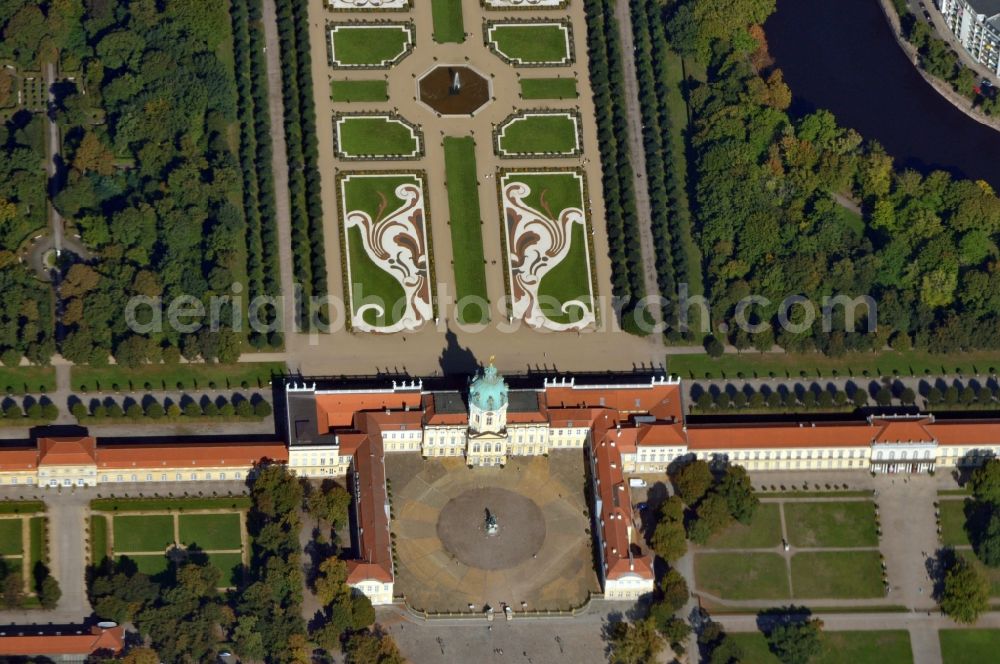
[583, 0, 646, 330]
[69, 393, 273, 421]
[276, 0, 329, 329]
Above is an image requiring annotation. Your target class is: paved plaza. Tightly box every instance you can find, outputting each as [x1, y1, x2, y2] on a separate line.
[386, 451, 599, 612]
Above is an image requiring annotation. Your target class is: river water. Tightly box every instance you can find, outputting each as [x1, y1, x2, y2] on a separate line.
[766, 0, 1000, 188]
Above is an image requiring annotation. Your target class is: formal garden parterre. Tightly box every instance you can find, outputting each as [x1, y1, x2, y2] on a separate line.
[498, 169, 597, 330]
[485, 20, 574, 66]
[495, 109, 583, 157]
[333, 113, 424, 159]
[694, 498, 886, 602]
[90, 497, 249, 588]
[336, 172, 436, 332]
[327, 21, 415, 68]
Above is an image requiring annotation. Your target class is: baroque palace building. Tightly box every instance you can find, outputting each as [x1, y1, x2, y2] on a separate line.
[6, 362, 1000, 605]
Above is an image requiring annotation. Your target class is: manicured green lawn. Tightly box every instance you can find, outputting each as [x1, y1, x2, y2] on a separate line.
[92, 497, 250, 512]
[519, 77, 578, 99]
[0, 501, 44, 514]
[208, 552, 245, 585]
[113, 515, 175, 552]
[940, 629, 1000, 664]
[122, 553, 170, 577]
[179, 513, 242, 550]
[497, 113, 579, 155]
[28, 516, 44, 569]
[537, 223, 593, 324]
[791, 551, 884, 599]
[668, 349, 1000, 380]
[73, 362, 283, 392]
[0, 519, 22, 555]
[939, 499, 971, 547]
[431, 0, 465, 43]
[337, 116, 419, 157]
[705, 503, 781, 549]
[347, 226, 406, 328]
[331, 79, 389, 103]
[329, 25, 411, 66]
[785, 501, 879, 548]
[694, 552, 790, 600]
[0, 366, 55, 394]
[729, 630, 912, 664]
[91, 515, 109, 563]
[443, 137, 488, 324]
[489, 23, 571, 64]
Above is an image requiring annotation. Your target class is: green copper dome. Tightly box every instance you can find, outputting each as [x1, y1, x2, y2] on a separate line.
[469, 361, 508, 411]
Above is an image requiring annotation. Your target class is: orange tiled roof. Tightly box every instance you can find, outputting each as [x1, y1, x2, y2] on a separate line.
[37, 436, 97, 466]
[0, 447, 38, 471]
[591, 421, 653, 582]
[345, 415, 393, 587]
[316, 392, 422, 430]
[545, 383, 683, 420]
[96, 442, 287, 469]
[927, 421, 1000, 446]
[0, 625, 124, 656]
[871, 418, 935, 444]
[686, 422, 874, 450]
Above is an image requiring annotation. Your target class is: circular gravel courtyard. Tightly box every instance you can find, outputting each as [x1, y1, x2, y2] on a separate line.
[437, 487, 545, 570]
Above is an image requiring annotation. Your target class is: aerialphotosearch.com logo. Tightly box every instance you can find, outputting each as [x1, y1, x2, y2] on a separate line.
[123, 282, 878, 339]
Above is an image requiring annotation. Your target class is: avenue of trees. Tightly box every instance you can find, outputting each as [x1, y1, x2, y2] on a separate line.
[661, 0, 1000, 356]
[232, 0, 283, 347]
[629, 0, 701, 339]
[584, 0, 647, 331]
[274, 0, 328, 329]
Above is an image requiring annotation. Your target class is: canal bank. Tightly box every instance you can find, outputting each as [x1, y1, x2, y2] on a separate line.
[767, 0, 1000, 188]
[875, 0, 1000, 134]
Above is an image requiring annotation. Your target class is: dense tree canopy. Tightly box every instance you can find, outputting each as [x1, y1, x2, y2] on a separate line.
[664, 0, 1000, 355]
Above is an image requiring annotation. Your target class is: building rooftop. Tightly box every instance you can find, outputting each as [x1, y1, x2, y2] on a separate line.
[0, 625, 124, 656]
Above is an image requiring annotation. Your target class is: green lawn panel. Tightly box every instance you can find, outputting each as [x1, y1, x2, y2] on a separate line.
[510, 172, 583, 212]
[705, 503, 782, 549]
[939, 498, 971, 547]
[113, 514, 174, 552]
[338, 117, 418, 157]
[331, 79, 389, 103]
[499, 115, 578, 154]
[91, 515, 109, 564]
[443, 137, 488, 323]
[785, 501, 879, 548]
[347, 226, 406, 328]
[91, 497, 250, 512]
[0, 519, 22, 555]
[120, 553, 170, 577]
[28, 517, 43, 569]
[431, 0, 465, 43]
[519, 78, 578, 99]
[0, 501, 44, 515]
[0, 367, 54, 394]
[208, 552, 245, 586]
[537, 223, 592, 324]
[179, 513, 242, 550]
[940, 629, 1000, 664]
[729, 631, 912, 664]
[490, 24, 569, 64]
[330, 26, 410, 66]
[694, 552, 790, 600]
[791, 551, 884, 599]
[342, 174, 417, 223]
